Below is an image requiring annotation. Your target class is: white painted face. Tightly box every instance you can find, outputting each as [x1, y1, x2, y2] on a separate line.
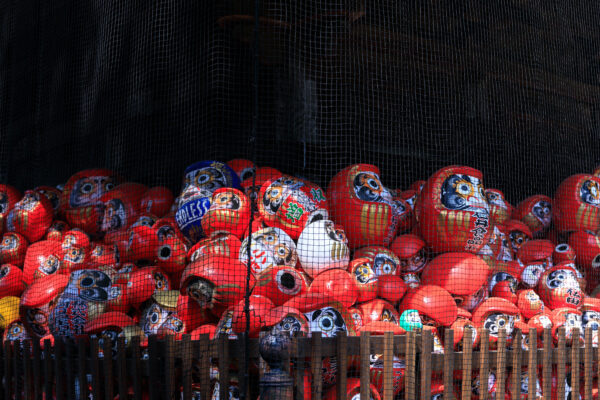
[531, 200, 552, 229]
[239, 227, 297, 274]
[305, 307, 348, 338]
[521, 263, 546, 288]
[297, 220, 350, 278]
[441, 174, 489, 212]
[546, 269, 580, 290]
[483, 313, 515, 337]
[564, 313, 583, 339]
[537, 315, 552, 329]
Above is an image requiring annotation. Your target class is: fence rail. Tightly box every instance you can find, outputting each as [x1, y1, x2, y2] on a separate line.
[0, 327, 597, 399]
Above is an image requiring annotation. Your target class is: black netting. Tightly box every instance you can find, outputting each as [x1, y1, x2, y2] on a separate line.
[1, 0, 600, 398]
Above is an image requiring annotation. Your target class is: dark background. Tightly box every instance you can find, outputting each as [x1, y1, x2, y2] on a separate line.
[1, 0, 600, 204]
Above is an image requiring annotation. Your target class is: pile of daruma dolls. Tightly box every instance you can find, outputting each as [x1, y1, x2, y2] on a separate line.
[0, 160, 600, 399]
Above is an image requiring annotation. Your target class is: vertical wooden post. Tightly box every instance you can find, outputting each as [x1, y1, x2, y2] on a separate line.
[479, 329, 489, 400]
[557, 327, 566, 400]
[65, 339, 75, 400]
[31, 339, 41, 400]
[571, 328, 580, 399]
[293, 333, 305, 400]
[199, 334, 211, 400]
[420, 329, 432, 400]
[542, 329, 552, 399]
[164, 335, 175, 400]
[130, 336, 142, 400]
[360, 331, 370, 400]
[495, 329, 507, 397]
[23, 340, 32, 400]
[4, 341, 13, 400]
[117, 337, 128, 400]
[510, 329, 522, 399]
[13, 341, 21, 400]
[404, 331, 417, 400]
[384, 331, 395, 400]
[528, 329, 537, 399]
[336, 331, 348, 400]
[43, 340, 52, 400]
[0, 339, 4, 400]
[443, 329, 454, 400]
[311, 332, 323, 400]
[584, 328, 593, 400]
[103, 336, 114, 400]
[90, 337, 103, 400]
[181, 335, 192, 400]
[77, 339, 89, 400]
[461, 328, 473, 400]
[55, 337, 65, 400]
[148, 336, 160, 400]
[218, 335, 230, 400]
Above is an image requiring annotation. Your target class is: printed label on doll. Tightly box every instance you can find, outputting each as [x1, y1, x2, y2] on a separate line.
[465, 211, 490, 252]
[175, 197, 211, 229]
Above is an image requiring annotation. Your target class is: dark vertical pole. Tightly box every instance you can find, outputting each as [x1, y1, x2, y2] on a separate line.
[77, 338, 88, 400]
[241, 0, 260, 397]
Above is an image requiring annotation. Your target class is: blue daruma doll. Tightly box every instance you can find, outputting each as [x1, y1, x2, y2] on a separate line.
[175, 161, 241, 243]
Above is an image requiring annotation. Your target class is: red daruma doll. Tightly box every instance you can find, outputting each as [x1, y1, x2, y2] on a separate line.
[415, 165, 492, 254]
[327, 164, 404, 249]
[554, 174, 600, 234]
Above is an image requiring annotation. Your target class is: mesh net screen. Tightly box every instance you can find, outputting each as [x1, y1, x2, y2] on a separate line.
[1, 0, 600, 398]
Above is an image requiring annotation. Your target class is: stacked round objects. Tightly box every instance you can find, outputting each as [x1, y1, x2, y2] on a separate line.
[2, 160, 600, 398]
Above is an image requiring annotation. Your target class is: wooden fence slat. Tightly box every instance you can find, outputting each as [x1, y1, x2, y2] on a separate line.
[10, 331, 600, 400]
[65, 339, 75, 400]
[5, 342, 13, 400]
[181, 335, 192, 400]
[584, 328, 593, 400]
[90, 337, 103, 400]
[164, 335, 175, 400]
[130, 336, 142, 400]
[479, 329, 489, 400]
[0, 339, 4, 400]
[510, 329, 522, 399]
[571, 328, 580, 399]
[405, 331, 417, 400]
[43, 340, 52, 400]
[148, 336, 161, 400]
[557, 327, 566, 400]
[542, 329, 552, 399]
[77, 338, 88, 400]
[218, 335, 230, 400]
[55, 337, 65, 400]
[311, 332, 323, 400]
[199, 334, 211, 400]
[461, 328, 473, 400]
[359, 331, 370, 400]
[336, 331, 348, 400]
[294, 333, 305, 400]
[384, 332, 394, 400]
[31, 339, 41, 400]
[103, 336, 115, 400]
[528, 329, 537, 400]
[443, 329, 454, 400]
[495, 329, 507, 398]
[23, 340, 32, 400]
[420, 329, 432, 400]
[117, 337, 128, 400]
[13, 341, 21, 400]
